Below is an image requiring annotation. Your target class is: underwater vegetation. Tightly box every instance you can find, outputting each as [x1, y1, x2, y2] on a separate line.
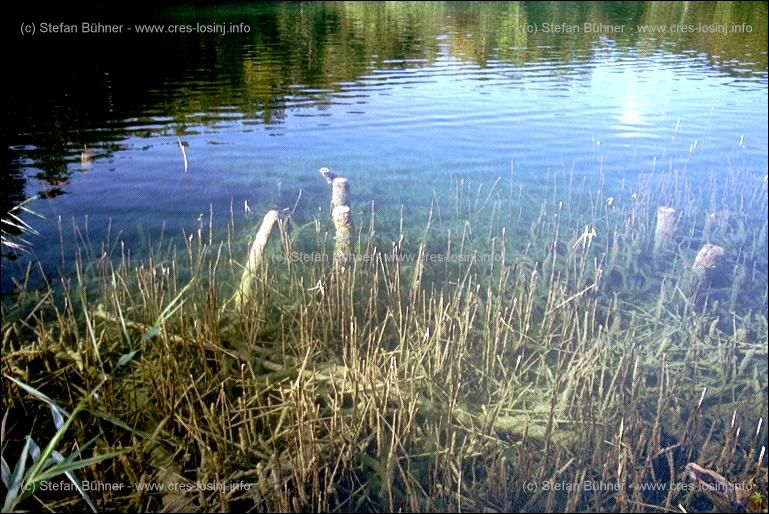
[1, 159, 767, 512]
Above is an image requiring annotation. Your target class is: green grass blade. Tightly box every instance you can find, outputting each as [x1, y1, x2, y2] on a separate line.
[49, 404, 65, 431]
[153, 278, 196, 328]
[61, 470, 98, 513]
[84, 408, 154, 440]
[3, 375, 71, 419]
[26, 437, 41, 464]
[2, 410, 12, 489]
[80, 291, 106, 380]
[18, 402, 84, 495]
[2, 436, 31, 512]
[33, 451, 126, 484]
[1, 457, 10, 488]
[111, 272, 134, 349]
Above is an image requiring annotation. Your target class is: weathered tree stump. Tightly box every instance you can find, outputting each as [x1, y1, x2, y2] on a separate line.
[319, 168, 353, 269]
[679, 243, 727, 307]
[333, 205, 353, 268]
[692, 243, 725, 283]
[234, 210, 280, 309]
[654, 206, 676, 254]
[331, 177, 349, 209]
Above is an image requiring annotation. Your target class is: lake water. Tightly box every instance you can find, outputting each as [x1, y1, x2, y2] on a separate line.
[4, 1, 767, 290]
[4, 3, 768, 512]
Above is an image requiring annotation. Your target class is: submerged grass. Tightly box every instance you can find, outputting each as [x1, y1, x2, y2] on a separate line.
[1, 163, 767, 512]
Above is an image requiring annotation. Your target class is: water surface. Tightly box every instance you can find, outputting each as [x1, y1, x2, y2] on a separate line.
[4, 1, 768, 289]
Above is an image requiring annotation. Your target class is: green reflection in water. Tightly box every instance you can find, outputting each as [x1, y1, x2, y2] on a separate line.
[7, 2, 766, 200]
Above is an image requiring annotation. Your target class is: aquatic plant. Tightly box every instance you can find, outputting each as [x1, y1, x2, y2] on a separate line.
[1, 197, 43, 255]
[1, 377, 127, 513]
[1, 159, 766, 512]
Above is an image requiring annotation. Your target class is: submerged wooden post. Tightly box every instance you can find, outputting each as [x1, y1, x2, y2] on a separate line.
[653, 206, 676, 254]
[319, 166, 335, 184]
[333, 205, 353, 267]
[234, 210, 280, 309]
[320, 168, 353, 269]
[331, 177, 350, 209]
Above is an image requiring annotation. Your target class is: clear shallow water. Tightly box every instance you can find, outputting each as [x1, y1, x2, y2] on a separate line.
[4, 1, 768, 290]
[2, 5, 768, 512]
